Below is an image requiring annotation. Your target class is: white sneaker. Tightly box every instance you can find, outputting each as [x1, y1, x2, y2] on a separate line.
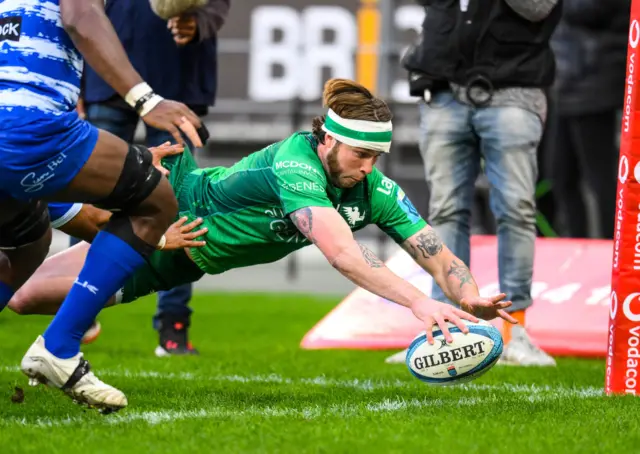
[497, 326, 557, 367]
[20, 335, 127, 413]
[385, 349, 408, 364]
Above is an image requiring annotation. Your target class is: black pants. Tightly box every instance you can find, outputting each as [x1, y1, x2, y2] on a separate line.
[548, 109, 620, 239]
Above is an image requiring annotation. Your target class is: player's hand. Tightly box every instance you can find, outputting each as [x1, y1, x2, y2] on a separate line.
[460, 293, 517, 324]
[163, 217, 207, 250]
[411, 299, 479, 345]
[142, 100, 203, 148]
[148, 141, 184, 176]
[168, 14, 197, 46]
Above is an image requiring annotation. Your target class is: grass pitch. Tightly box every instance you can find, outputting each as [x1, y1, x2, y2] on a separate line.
[1, 292, 639, 454]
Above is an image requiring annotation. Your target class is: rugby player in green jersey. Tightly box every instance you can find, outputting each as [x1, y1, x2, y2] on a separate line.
[10, 79, 517, 349]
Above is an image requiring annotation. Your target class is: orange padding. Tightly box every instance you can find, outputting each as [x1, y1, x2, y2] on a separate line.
[502, 310, 526, 345]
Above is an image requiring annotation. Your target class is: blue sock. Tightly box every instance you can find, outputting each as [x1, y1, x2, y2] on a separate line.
[43, 231, 146, 358]
[0, 281, 14, 313]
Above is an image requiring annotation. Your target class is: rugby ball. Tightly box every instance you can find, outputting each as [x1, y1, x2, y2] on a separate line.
[406, 320, 503, 386]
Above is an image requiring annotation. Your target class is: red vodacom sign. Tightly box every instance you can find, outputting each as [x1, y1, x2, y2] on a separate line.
[606, 0, 640, 396]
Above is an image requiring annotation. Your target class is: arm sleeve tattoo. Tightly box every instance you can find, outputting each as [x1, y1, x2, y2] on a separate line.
[447, 259, 473, 289]
[358, 243, 384, 268]
[291, 208, 313, 237]
[414, 230, 443, 259]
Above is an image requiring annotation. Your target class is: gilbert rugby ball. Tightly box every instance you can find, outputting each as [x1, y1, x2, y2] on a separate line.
[406, 320, 503, 386]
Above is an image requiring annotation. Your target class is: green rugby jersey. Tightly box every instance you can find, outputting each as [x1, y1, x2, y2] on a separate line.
[120, 132, 428, 303]
[172, 132, 427, 274]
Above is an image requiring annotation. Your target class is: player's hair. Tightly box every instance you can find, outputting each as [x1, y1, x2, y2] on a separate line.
[311, 78, 393, 144]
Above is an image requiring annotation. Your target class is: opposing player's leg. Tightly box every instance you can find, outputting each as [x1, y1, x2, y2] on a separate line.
[19, 129, 177, 413]
[10, 244, 203, 324]
[9, 242, 117, 315]
[0, 198, 52, 313]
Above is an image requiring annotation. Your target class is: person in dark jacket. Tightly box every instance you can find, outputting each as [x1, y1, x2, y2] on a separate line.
[77, 0, 230, 357]
[547, 0, 630, 239]
[388, 0, 562, 367]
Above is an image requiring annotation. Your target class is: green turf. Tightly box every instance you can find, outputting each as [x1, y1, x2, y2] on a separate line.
[1, 292, 639, 454]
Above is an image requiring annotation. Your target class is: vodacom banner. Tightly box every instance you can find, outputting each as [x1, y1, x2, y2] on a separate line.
[607, 2, 640, 396]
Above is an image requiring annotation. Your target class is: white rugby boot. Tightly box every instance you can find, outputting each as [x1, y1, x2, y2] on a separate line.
[497, 326, 556, 367]
[385, 348, 409, 364]
[20, 335, 127, 413]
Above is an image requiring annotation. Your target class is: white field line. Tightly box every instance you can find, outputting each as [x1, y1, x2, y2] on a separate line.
[0, 365, 605, 429]
[0, 365, 604, 398]
[1, 394, 575, 429]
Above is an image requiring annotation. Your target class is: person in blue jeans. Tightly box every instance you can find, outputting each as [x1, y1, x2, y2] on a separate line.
[390, 0, 562, 367]
[74, 0, 230, 357]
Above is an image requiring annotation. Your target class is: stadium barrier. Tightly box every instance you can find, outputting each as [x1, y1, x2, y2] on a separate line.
[301, 235, 613, 358]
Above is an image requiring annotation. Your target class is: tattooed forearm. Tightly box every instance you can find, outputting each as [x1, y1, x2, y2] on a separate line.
[404, 244, 418, 260]
[415, 230, 443, 259]
[358, 243, 384, 268]
[291, 208, 313, 237]
[447, 259, 473, 289]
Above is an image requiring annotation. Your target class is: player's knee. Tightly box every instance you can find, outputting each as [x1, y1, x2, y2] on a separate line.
[103, 213, 159, 259]
[122, 179, 177, 246]
[93, 143, 171, 219]
[144, 177, 178, 228]
[0, 200, 50, 250]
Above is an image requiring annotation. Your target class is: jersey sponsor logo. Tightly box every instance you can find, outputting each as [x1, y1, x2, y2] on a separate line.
[0, 16, 21, 42]
[275, 160, 321, 175]
[341, 206, 366, 227]
[397, 189, 421, 224]
[376, 176, 396, 196]
[281, 181, 324, 193]
[20, 151, 68, 194]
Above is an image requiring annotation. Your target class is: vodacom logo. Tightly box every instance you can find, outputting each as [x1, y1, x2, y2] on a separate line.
[631, 20, 640, 49]
[620, 156, 630, 184]
[623, 292, 640, 322]
[611, 291, 619, 318]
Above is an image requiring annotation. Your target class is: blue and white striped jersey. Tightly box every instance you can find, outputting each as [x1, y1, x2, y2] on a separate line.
[0, 0, 83, 118]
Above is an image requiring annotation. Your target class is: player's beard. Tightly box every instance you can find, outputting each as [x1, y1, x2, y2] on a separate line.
[326, 144, 354, 188]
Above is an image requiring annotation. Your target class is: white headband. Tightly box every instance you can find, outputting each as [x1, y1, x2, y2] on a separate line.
[321, 109, 393, 153]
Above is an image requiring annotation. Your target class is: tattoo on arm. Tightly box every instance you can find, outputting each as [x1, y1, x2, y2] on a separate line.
[358, 243, 384, 268]
[291, 208, 313, 238]
[447, 260, 473, 289]
[415, 230, 443, 259]
[405, 244, 418, 260]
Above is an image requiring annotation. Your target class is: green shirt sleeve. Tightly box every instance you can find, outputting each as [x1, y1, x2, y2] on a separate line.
[272, 134, 334, 215]
[369, 169, 427, 244]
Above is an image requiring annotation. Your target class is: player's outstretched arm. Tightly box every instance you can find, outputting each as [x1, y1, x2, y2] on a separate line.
[291, 207, 425, 308]
[400, 226, 517, 324]
[290, 207, 481, 342]
[400, 225, 479, 303]
[60, 0, 144, 99]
